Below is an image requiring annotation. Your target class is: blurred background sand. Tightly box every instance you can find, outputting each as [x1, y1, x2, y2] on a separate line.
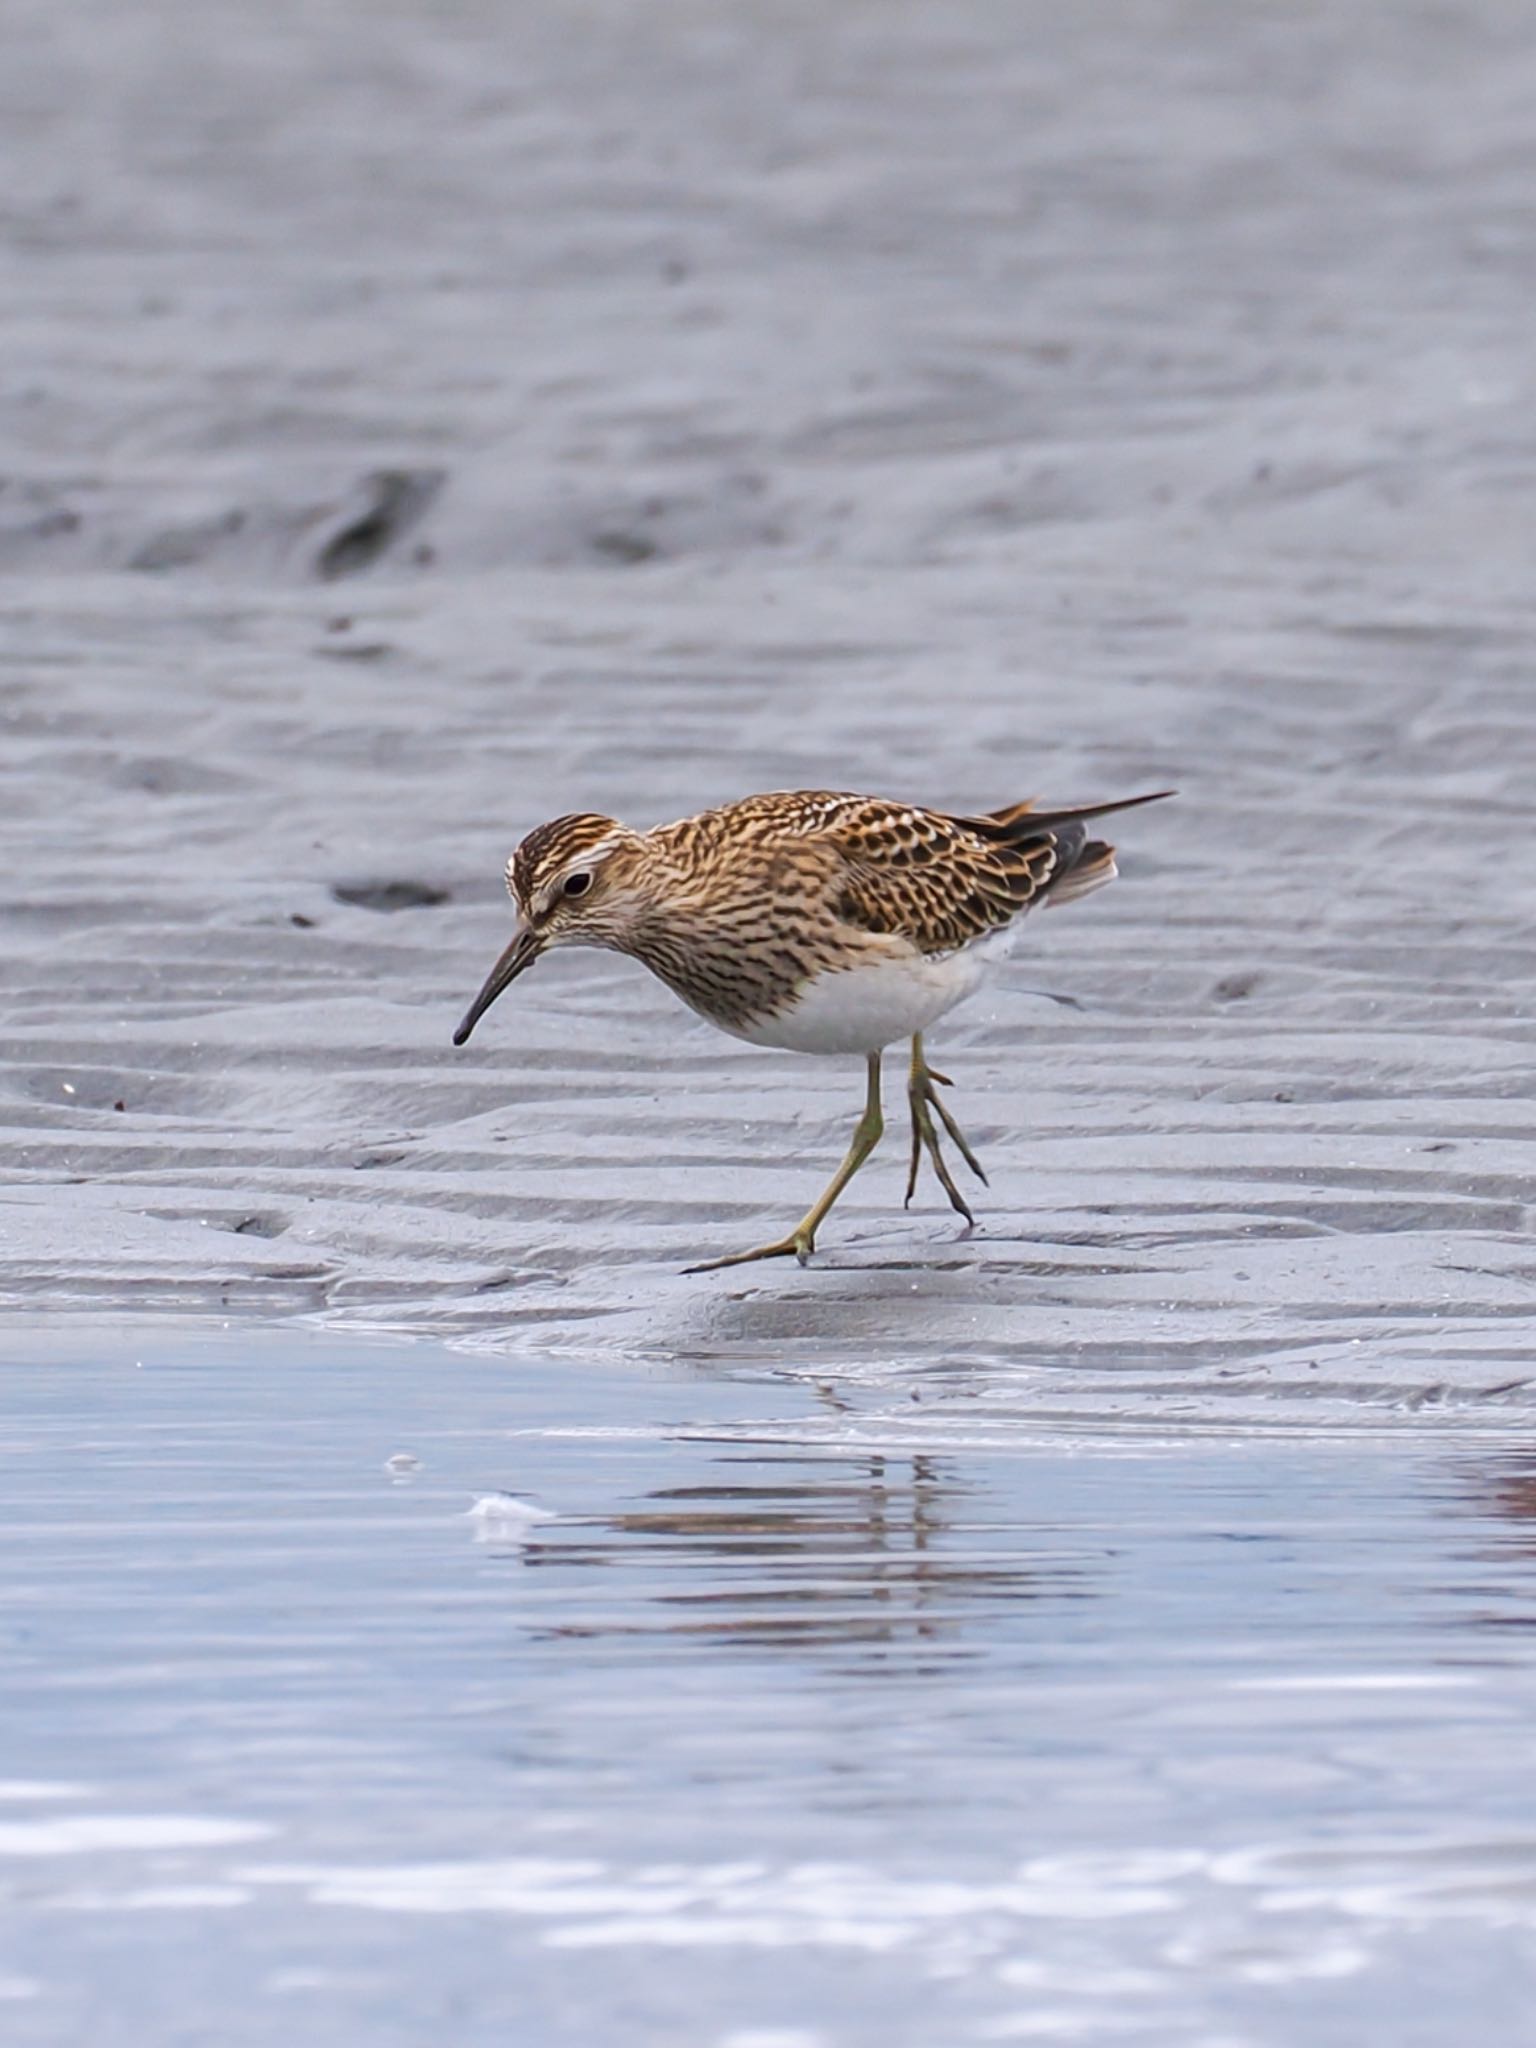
[6, 8, 1536, 2045]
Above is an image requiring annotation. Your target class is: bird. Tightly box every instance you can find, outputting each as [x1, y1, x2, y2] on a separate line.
[452, 786, 1172, 1272]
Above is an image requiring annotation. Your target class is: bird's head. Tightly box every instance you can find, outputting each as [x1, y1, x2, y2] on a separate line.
[452, 813, 643, 1045]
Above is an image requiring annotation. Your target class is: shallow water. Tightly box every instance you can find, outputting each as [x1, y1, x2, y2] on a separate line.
[6, 1323, 1536, 2045]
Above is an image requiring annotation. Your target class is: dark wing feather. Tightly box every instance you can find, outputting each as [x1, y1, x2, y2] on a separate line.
[824, 789, 1173, 955]
[969, 789, 1175, 839]
[828, 801, 1071, 954]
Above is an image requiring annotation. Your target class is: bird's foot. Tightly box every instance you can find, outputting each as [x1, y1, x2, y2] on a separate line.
[684, 1227, 817, 1275]
[904, 1055, 987, 1222]
[687, 1049, 884, 1275]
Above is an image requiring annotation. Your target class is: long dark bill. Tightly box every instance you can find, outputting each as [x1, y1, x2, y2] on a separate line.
[452, 925, 543, 1045]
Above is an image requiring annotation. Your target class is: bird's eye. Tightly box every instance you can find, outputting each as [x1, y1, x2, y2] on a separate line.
[562, 871, 593, 898]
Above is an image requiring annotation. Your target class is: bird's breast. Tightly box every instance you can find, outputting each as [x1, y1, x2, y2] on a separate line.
[724, 945, 991, 1055]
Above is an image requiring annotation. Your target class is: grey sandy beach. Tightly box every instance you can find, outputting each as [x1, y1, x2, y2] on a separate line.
[3, 0, 1536, 2041]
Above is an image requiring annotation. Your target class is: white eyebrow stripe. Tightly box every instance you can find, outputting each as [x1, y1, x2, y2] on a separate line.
[505, 833, 623, 902]
[567, 834, 624, 870]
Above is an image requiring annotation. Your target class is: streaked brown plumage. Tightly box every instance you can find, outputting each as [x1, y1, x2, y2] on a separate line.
[454, 786, 1172, 1270]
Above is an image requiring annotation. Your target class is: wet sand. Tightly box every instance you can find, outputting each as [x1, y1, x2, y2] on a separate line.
[2, 0, 1535, 2039]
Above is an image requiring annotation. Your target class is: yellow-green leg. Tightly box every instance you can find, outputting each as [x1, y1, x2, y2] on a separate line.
[904, 1033, 988, 1225]
[687, 1051, 885, 1273]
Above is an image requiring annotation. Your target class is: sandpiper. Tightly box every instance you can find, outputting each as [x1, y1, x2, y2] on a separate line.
[453, 787, 1171, 1271]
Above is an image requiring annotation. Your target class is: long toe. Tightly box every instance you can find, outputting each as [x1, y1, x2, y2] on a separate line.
[932, 1158, 977, 1226]
[938, 1114, 988, 1184]
[684, 1233, 811, 1275]
[927, 1086, 988, 1183]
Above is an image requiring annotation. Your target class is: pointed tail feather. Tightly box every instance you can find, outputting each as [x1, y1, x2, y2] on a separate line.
[983, 796, 1037, 826]
[973, 788, 1175, 840]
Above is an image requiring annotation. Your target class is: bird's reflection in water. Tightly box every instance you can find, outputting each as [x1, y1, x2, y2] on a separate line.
[1449, 1451, 1536, 1607]
[510, 1451, 1099, 1662]
[1415, 1448, 1536, 1655]
[1461, 1451, 1536, 1544]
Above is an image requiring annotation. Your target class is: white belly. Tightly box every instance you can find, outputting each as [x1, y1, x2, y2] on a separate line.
[725, 945, 994, 1056]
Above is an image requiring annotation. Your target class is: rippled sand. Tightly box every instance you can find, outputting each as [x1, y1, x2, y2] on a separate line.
[2, 0, 1535, 2039]
[4, 2, 1532, 1399]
